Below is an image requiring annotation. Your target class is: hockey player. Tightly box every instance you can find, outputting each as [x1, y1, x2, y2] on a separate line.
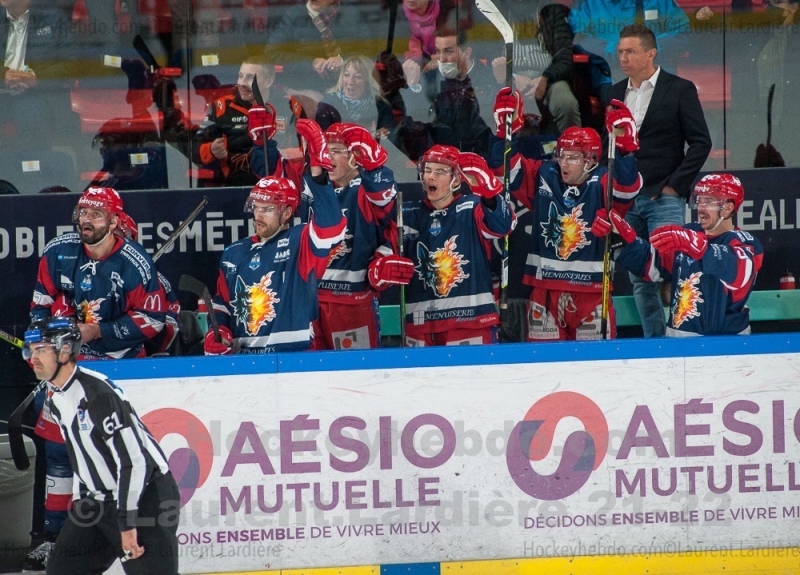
[24, 187, 166, 571]
[299, 122, 413, 350]
[614, 173, 763, 336]
[204, 119, 347, 354]
[490, 91, 642, 340]
[402, 144, 516, 346]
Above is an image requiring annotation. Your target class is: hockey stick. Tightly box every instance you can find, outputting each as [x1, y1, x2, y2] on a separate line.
[152, 196, 209, 262]
[600, 125, 617, 340]
[0, 327, 23, 349]
[7, 380, 46, 470]
[251, 75, 271, 179]
[178, 274, 221, 342]
[396, 190, 406, 345]
[133, 34, 160, 72]
[386, 0, 400, 55]
[476, 0, 513, 314]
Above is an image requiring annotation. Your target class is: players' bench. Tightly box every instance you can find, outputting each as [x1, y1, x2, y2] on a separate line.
[378, 290, 800, 335]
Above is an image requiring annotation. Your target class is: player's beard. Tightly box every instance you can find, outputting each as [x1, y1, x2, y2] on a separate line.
[80, 221, 110, 245]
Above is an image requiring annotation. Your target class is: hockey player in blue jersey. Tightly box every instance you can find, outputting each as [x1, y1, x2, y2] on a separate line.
[299, 122, 413, 350]
[489, 91, 642, 341]
[614, 173, 764, 336]
[204, 118, 347, 354]
[402, 144, 516, 346]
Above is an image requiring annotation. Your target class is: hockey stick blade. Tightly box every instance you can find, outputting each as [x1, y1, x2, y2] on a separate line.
[251, 74, 265, 107]
[475, 0, 513, 44]
[8, 381, 46, 470]
[153, 197, 209, 262]
[133, 34, 160, 71]
[0, 327, 23, 349]
[178, 274, 221, 341]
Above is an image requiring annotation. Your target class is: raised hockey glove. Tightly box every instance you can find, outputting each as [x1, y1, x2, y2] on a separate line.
[368, 254, 414, 290]
[609, 209, 638, 244]
[493, 87, 525, 139]
[296, 118, 334, 171]
[342, 124, 388, 170]
[458, 152, 503, 199]
[650, 225, 708, 260]
[605, 99, 639, 154]
[203, 325, 233, 356]
[247, 103, 277, 145]
[591, 208, 612, 238]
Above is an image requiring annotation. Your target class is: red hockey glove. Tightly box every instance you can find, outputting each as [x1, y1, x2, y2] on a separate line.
[650, 225, 708, 260]
[493, 87, 524, 139]
[368, 254, 414, 290]
[296, 118, 334, 171]
[609, 209, 638, 244]
[342, 124, 388, 170]
[591, 208, 612, 238]
[458, 152, 503, 199]
[605, 99, 639, 154]
[51, 293, 76, 317]
[248, 103, 277, 145]
[203, 325, 233, 356]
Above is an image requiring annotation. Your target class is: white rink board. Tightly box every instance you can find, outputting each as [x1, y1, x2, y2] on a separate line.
[102, 350, 800, 573]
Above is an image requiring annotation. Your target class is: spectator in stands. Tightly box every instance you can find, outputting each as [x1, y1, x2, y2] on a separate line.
[491, 1, 581, 134]
[391, 26, 494, 161]
[299, 123, 412, 350]
[402, 145, 516, 346]
[23, 186, 167, 571]
[401, 0, 441, 100]
[321, 55, 399, 138]
[615, 174, 763, 336]
[489, 91, 641, 341]
[192, 56, 278, 187]
[609, 24, 711, 337]
[204, 119, 346, 355]
[569, 0, 690, 74]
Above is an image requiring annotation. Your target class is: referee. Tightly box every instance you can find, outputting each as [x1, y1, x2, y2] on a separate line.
[23, 317, 180, 575]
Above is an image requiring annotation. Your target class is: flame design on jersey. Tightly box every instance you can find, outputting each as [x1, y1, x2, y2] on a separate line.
[416, 236, 470, 298]
[671, 271, 704, 328]
[232, 272, 281, 336]
[78, 299, 105, 324]
[541, 203, 591, 260]
[328, 233, 353, 264]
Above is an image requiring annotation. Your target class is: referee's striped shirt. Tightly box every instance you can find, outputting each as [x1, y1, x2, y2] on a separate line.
[47, 365, 170, 530]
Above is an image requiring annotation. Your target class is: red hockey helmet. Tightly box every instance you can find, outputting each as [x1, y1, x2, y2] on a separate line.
[72, 186, 123, 223]
[324, 122, 350, 145]
[115, 211, 138, 241]
[245, 177, 300, 216]
[555, 127, 602, 162]
[418, 145, 460, 174]
[690, 173, 744, 212]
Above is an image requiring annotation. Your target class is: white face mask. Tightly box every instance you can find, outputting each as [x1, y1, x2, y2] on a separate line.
[438, 61, 461, 79]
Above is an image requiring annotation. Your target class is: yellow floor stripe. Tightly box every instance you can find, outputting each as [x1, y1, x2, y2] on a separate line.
[442, 549, 800, 574]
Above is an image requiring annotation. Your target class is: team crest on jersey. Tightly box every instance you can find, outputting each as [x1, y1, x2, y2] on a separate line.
[541, 203, 591, 260]
[80, 275, 92, 290]
[429, 218, 442, 237]
[232, 272, 280, 335]
[329, 233, 353, 264]
[416, 236, 469, 298]
[671, 271, 704, 328]
[79, 299, 105, 324]
[249, 252, 261, 270]
[77, 408, 89, 431]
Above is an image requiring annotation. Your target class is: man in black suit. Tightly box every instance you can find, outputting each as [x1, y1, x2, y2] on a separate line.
[609, 24, 711, 337]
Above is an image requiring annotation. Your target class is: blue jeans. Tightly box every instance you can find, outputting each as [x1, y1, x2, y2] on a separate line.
[625, 194, 686, 337]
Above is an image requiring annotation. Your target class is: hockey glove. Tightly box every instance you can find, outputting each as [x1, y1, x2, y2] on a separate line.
[609, 209, 638, 244]
[368, 255, 414, 290]
[493, 87, 525, 139]
[248, 103, 277, 145]
[459, 152, 503, 199]
[591, 208, 612, 238]
[203, 325, 233, 356]
[296, 118, 334, 171]
[605, 99, 639, 154]
[51, 293, 76, 317]
[650, 225, 708, 260]
[342, 124, 388, 170]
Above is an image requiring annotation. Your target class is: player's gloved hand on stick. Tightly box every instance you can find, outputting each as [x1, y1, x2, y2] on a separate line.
[591, 208, 612, 238]
[650, 225, 708, 260]
[247, 103, 277, 145]
[368, 254, 414, 290]
[204, 325, 233, 356]
[296, 118, 334, 171]
[605, 99, 639, 154]
[493, 87, 525, 139]
[342, 124, 388, 170]
[459, 152, 503, 199]
[608, 209, 638, 248]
